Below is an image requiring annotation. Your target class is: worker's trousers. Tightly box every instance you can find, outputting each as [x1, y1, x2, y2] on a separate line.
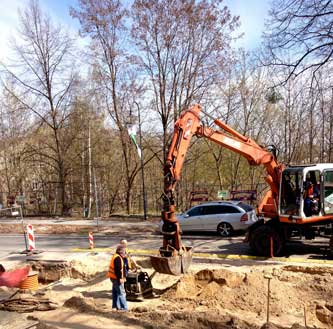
[111, 279, 128, 310]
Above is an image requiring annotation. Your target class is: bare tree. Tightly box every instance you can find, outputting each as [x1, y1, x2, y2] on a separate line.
[263, 0, 333, 82]
[71, 0, 153, 214]
[0, 81, 30, 200]
[131, 0, 239, 162]
[1, 0, 78, 215]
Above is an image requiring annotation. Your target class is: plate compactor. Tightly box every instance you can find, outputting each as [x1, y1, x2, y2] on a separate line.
[124, 271, 156, 301]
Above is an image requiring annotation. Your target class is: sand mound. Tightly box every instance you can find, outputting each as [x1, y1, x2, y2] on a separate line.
[132, 310, 258, 329]
[163, 267, 333, 328]
[63, 296, 97, 313]
[30, 255, 109, 282]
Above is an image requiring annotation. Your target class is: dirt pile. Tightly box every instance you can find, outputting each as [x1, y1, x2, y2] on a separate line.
[30, 261, 71, 283]
[63, 295, 99, 313]
[131, 310, 258, 329]
[35, 258, 331, 328]
[30, 255, 109, 282]
[162, 266, 333, 328]
[315, 302, 333, 326]
[3, 252, 332, 329]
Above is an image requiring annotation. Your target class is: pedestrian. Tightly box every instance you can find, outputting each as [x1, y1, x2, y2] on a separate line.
[119, 239, 141, 275]
[107, 245, 128, 311]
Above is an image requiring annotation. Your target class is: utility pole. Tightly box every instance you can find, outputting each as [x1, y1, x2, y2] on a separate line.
[135, 102, 148, 221]
[88, 123, 93, 218]
[94, 168, 99, 230]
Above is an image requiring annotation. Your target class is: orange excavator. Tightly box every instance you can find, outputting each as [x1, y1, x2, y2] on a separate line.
[151, 104, 333, 275]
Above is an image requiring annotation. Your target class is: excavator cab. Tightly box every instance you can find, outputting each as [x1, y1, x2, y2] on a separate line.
[249, 165, 333, 257]
[279, 164, 333, 222]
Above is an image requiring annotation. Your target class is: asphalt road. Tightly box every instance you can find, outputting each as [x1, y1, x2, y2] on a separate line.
[0, 232, 331, 262]
[0, 233, 248, 259]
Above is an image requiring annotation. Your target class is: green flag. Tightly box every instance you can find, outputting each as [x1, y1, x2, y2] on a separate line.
[128, 125, 142, 158]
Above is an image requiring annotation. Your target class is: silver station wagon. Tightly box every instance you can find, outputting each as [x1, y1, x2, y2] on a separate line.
[161, 201, 258, 237]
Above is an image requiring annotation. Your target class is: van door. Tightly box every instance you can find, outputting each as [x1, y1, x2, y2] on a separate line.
[322, 170, 333, 214]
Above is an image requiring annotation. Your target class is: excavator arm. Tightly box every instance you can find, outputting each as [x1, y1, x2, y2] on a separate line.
[151, 104, 284, 275]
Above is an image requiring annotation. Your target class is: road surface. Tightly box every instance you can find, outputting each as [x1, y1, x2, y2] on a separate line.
[0, 232, 330, 262]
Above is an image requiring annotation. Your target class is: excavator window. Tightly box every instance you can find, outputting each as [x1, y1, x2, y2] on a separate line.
[303, 170, 320, 217]
[323, 170, 333, 214]
[280, 170, 302, 216]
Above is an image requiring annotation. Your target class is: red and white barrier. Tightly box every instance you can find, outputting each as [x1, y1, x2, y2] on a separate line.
[89, 232, 94, 249]
[27, 224, 35, 250]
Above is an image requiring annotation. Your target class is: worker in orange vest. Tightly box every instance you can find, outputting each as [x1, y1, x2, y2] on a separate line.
[107, 245, 128, 311]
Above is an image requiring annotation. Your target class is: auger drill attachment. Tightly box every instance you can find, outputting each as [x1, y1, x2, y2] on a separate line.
[150, 106, 202, 275]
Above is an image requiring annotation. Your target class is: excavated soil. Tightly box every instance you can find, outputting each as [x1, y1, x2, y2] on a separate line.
[1, 254, 332, 329]
[161, 266, 333, 328]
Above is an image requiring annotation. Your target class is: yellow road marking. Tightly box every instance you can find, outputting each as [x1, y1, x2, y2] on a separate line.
[70, 248, 333, 265]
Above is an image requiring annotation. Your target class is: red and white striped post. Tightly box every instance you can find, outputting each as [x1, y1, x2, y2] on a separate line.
[27, 224, 35, 251]
[89, 232, 94, 249]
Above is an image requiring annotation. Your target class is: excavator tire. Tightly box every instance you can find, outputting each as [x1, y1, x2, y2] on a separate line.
[249, 225, 284, 257]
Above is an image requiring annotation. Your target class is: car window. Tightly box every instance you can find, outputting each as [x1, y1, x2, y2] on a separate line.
[187, 206, 202, 217]
[222, 205, 241, 213]
[202, 205, 241, 215]
[202, 205, 221, 215]
[237, 202, 253, 212]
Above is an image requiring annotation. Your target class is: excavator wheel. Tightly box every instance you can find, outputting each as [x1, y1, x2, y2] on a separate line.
[250, 225, 284, 257]
[150, 247, 193, 275]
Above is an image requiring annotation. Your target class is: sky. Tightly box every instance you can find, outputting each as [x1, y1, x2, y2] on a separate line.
[225, 0, 271, 49]
[0, 0, 271, 61]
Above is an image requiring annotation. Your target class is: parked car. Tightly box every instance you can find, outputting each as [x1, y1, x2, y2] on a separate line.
[159, 201, 258, 237]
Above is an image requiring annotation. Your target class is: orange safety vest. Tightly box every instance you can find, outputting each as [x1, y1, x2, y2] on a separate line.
[107, 254, 125, 280]
[306, 185, 314, 198]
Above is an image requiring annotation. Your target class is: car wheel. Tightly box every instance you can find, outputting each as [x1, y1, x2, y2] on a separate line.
[217, 222, 233, 237]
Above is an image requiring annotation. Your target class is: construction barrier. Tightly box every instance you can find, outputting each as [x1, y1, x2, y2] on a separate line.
[27, 224, 35, 250]
[89, 232, 94, 249]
